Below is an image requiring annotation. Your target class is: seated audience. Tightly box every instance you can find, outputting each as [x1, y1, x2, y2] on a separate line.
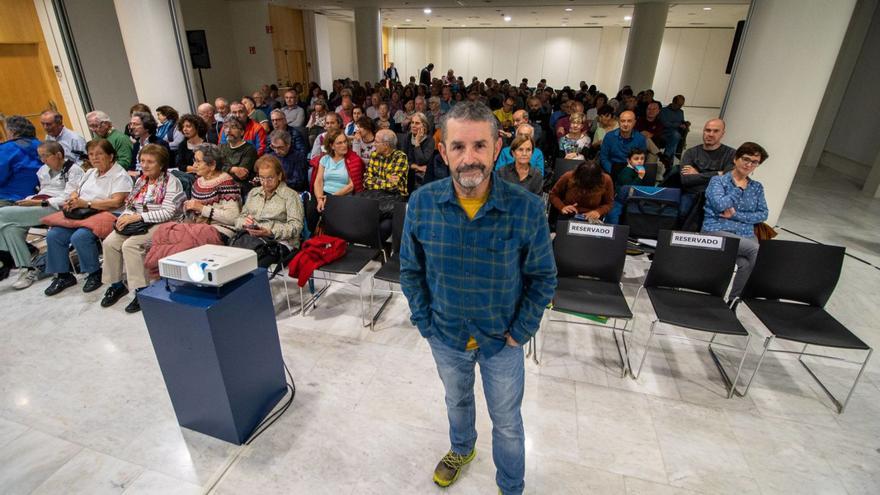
[269, 109, 308, 157]
[183, 143, 242, 241]
[243, 95, 270, 133]
[363, 129, 408, 239]
[344, 107, 365, 137]
[365, 93, 382, 120]
[306, 99, 329, 138]
[197, 103, 220, 144]
[702, 142, 769, 300]
[100, 144, 184, 313]
[680, 118, 736, 216]
[309, 112, 342, 159]
[496, 124, 545, 174]
[606, 148, 647, 224]
[175, 113, 207, 171]
[129, 112, 171, 177]
[155, 105, 185, 152]
[599, 110, 647, 178]
[496, 136, 543, 195]
[427, 96, 445, 125]
[0, 141, 83, 287]
[41, 110, 87, 164]
[352, 117, 378, 164]
[556, 101, 585, 138]
[374, 103, 399, 132]
[401, 112, 434, 191]
[219, 116, 258, 191]
[223, 101, 268, 156]
[44, 139, 132, 296]
[591, 105, 618, 149]
[493, 96, 515, 132]
[635, 101, 666, 170]
[558, 113, 591, 159]
[0, 116, 41, 207]
[268, 129, 308, 193]
[86, 111, 132, 169]
[281, 90, 305, 128]
[235, 155, 305, 263]
[395, 99, 416, 128]
[308, 129, 362, 230]
[659, 95, 689, 160]
[549, 159, 614, 221]
[214, 97, 230, 124]
[586, 93, 608, 128]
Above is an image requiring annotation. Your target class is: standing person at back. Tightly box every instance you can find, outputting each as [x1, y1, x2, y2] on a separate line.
[420, 63, 434, 86]
[400, 101, 557, 495]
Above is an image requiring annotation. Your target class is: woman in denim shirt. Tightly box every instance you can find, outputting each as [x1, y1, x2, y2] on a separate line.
[702, 142, 769, 300]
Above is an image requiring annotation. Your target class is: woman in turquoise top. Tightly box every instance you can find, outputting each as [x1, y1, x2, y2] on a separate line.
[313, 129, 354, 212]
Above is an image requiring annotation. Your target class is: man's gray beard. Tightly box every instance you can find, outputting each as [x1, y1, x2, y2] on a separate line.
[452, 164, 489, 190]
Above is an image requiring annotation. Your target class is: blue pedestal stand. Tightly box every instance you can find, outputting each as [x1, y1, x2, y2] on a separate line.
[139, 268, 287, 444]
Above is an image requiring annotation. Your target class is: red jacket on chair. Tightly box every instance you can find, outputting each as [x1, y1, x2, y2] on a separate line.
[288, 234, 348, 287]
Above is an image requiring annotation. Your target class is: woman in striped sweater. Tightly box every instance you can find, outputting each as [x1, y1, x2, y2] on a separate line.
[100, 144, 185, 313]
[183, 143, 242, 241]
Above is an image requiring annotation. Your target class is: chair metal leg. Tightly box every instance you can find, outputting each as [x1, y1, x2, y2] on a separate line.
[528, 308, 547, 365]
[610, 318, 628, 378]
[799, 346, 874, 414]
[742, 336, 773, 396]
[708, 333, 752, 398]
[365, 277, 393, 330]
[633, 320, 657, 380]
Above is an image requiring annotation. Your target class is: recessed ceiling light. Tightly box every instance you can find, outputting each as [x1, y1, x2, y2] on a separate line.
[405, 18, 412, 22]
[703, 7, 712, 11]
[424, 8, 432, 14]
[392, 25, 397, 28]
[460, 24, 466, 27]
[565, 8, 573, 12]
[624, 15, 632, 21]
[504, 16, 512, 22]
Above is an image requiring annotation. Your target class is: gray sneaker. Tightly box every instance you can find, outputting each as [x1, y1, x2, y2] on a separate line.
[12, 269, 39, 290]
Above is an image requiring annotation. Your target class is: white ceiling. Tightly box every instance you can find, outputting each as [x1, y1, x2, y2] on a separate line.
[289, 1, 751, 28]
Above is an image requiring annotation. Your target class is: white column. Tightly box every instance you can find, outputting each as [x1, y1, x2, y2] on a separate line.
[113, 0, 194, 112]
[304, 11, 333, 89]
[863, 151, 880, 198]
[721, 0, 857, 225]
[354, 7, 382, 83]
[425, 27, 443, 77]
[596, 26, 626, 94]
[619, 2, 668, 92]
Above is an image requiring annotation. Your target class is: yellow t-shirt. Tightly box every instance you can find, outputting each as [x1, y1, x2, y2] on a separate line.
[458, 191, 489, 351]
[493, 108, 513, 129]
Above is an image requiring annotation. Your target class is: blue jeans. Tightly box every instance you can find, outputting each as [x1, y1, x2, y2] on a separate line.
[428, 335, 526, 495]
[46, 226, 101, 274]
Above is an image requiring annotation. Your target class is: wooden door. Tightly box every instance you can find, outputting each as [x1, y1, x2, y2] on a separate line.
[268, 5, 307, 87]
[0, 0, 71, 140]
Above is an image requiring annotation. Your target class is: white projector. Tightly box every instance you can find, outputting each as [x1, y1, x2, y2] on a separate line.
[159, 245, 258, 287]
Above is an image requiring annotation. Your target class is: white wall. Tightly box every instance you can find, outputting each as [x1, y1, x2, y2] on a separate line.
[652, 28, 734, 107]
[64, 0, 138, 126]
[391, 26, 735, 107]
[824, 6, 880, 167]
[327, 19, 358, 81]
[179, 0, 242, 102]
[227, 0, 276, 95]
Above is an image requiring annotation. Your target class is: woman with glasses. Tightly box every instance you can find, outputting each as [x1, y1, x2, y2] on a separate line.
[702, 142, 770, 301]
[100, 144, 185, 313]
[234, 155, 304, 266]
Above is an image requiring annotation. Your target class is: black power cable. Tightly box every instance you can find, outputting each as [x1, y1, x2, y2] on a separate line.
[244, 360, 296, 446]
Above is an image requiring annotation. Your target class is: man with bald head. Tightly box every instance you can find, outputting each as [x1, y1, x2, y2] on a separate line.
[363, 128, 409, 239]
[599, 110, 647, 179]
[678, 118, 736, 220]
[197, 103, 220, 143]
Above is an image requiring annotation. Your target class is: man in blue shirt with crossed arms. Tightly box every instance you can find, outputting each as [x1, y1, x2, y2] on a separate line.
[400, 101, 557, 495]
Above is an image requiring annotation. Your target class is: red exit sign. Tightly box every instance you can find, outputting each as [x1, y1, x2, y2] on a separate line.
[248, 46, 256, 55]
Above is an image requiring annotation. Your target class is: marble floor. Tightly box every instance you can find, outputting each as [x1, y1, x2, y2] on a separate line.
[1, 164, 879, 495]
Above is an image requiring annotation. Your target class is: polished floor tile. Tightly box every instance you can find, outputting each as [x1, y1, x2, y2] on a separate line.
[1, 163, 879, 494]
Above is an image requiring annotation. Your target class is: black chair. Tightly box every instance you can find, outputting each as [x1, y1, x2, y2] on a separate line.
[532, 221, 633, 377]
[551, 158, 583, 187]
[299, 194, 383, 325]
[368, 202, 407, 331]
[738, 240, 872, 413]
[632, 230, 751, 398]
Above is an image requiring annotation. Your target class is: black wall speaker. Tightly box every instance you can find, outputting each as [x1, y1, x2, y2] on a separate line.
[726, 21, 746, 75]
[187, 30, 211, 69]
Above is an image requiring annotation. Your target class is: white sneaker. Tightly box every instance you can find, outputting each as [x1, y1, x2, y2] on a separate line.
[12, 269, 39, 290]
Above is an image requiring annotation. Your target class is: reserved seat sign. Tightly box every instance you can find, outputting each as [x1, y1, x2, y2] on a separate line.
[670, 232, 725, 250]
[568, 222, 615, 239]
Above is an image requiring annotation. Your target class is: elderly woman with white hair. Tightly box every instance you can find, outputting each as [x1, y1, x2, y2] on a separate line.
[401, 112, 434, 192]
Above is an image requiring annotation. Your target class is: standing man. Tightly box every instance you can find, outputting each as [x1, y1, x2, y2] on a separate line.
[385, 62, 400, 83]
[420, 63, 434, 87]
[400, 102, 557, 495]
[40, 110, 86, 163]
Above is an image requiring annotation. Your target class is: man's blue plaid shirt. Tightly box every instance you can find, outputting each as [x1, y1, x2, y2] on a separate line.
[400, 174, 557, 358]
